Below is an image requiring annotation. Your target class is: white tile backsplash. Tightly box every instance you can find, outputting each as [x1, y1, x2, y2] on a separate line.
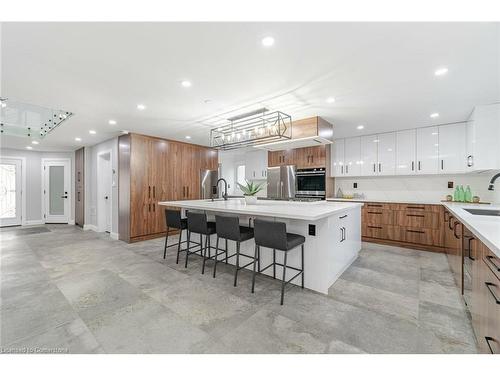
[333, 172, 500, 204]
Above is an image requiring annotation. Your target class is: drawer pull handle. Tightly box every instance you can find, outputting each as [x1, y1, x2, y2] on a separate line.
[406, 206, 425, 210]
[485, 255, 500, 272]
[485, 282, 500, 304]
[367, 211, 382, 215]
[467, 237, 475, 261]
[339, 215, 348, 219]
[406, 214, 425, 218]
[406, 229, 425, 234]
[453, 221, 461, 239]
[485, 337, 497, 354]
[367, 204, 383, 207]
[367, 225, 382, 229]
[448, 217, 454, 230]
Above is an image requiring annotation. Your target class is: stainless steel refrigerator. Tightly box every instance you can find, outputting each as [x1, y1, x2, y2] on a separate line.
[200, 169, 219, 199]
[267, 165, 296, 199]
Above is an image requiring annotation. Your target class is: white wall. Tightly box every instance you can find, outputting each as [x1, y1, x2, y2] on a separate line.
[333, 172, 500, 204]
[84, 137, 119, 236]
[0, 148, 75, 224]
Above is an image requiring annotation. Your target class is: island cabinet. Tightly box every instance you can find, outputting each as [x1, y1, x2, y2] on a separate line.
[119, 133, 217, 242]
[360, 202, 445, 251]
[443, 211, 464, 293]
[268, 145, 326, 168]
[470, 238, 500, 353]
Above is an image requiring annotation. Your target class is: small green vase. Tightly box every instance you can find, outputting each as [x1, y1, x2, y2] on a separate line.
[465, 185, 472, 203]
[458, 185, 465, 202]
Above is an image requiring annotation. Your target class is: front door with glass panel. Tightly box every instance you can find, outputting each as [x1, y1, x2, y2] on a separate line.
[43, 159, 70, 223]
[0, 158, 22, 227]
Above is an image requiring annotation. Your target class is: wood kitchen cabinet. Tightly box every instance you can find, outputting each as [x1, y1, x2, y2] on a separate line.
[119, 133, 218, 242]
[444, 211, 464, 293]
[268, 145, 326, 168]
[268, 149, 295, 167]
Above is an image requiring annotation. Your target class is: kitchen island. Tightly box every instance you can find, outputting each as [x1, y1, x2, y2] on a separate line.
[159, 198, 363, 294]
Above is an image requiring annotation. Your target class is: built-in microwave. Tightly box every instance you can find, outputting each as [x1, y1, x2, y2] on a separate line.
[295, 168, 326, 199]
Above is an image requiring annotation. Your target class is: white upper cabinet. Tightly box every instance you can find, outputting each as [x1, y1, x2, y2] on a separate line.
[466, 103, 500, 171]
[344, 137, 361, 176]
[330, 139, 345, 177]
[396, 129, 416, 175]
[245, 150, 268, 180]
[438, 123, 466, 174]
[376, 132, 396, 175]
[360, 135, 378, 176]
[416, 127, 439, 174]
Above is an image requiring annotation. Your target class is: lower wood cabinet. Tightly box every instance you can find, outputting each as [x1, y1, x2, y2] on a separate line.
[471, 239, 500, 354]
[361, 201, 444, 251]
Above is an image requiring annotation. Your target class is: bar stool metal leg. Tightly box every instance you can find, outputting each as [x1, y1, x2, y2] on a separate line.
[163, 228, 169, 259]
[202, 235, 209, 274]
[213, 236, 220, 278]
[233, 241, 240, 287]
[301, 244, 305, 288]
[184, 230, 191, 268]
[281, 252, 288, 305]
[225, 239, 228, 264]
[251, 245, 259, 293]
[175, 229, 183, 264]
[272, 249, 276, 278]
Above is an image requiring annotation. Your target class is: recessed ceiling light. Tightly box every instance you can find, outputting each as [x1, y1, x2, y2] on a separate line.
[185, 135, 191, 139]
[434, 67, 448, 76]
[261, 36, 275, 47]
[430, 113, 440, 118]
[181, 80, 192, 88]
[108, 120, 117, 125]
[31, 140, 39, 145]
[326, 97, 336, 104]
[89, 130, 96, 135]
[137, 104, 146, 110]
[356, 125, 364, 130]
[26, 146, 33, 150]
[75, 137, 82, 142]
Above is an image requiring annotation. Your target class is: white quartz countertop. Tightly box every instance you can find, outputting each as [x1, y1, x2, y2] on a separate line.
[326, 198, 445, 205]
[443, 202, 500, 257]
[159, 198, 363, 221]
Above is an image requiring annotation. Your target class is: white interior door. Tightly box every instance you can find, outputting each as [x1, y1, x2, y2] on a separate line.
[43, 159, 70, 223]
[0, 159, 22, 227]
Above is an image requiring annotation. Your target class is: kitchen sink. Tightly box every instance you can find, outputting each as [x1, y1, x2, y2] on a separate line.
[464, 208, 500, 217]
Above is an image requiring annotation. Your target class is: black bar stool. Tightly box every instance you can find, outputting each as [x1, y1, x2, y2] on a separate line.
[163, 209, 200, 263]
[213, 215, 256, 283]
[186, 211, 216, 272]
[252, 219, 305, 305]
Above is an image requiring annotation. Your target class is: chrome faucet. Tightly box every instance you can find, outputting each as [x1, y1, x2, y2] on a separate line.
[488, 172, 500, 191]
[216, 178, 228, 200]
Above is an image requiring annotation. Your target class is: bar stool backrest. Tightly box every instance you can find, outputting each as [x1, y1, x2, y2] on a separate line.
[215, 215, 241, 241]
[165, 209, 182, 229]
[254, 219, 288, 251]
[187, 211, 209, 234]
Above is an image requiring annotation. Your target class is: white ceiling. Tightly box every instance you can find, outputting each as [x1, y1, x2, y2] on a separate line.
[1, 22, 499, 151]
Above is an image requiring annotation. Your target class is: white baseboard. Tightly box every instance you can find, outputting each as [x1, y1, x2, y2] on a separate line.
[23, 220, 44, 226]
[110, 232, 119, 240]
[83, 224, 98, 231]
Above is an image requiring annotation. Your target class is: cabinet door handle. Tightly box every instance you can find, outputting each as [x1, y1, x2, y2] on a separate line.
[339, 214, 348, 219]
[453, 221, 461, 239]
[148, 203, 151, 212]
[406, 229, 425, 234]
[341, 165, 344, 174]
[448, 217, 454, 230]
[367, 211, 382, 215]
[378, 163, 381, 172]
[367, 204, 383, 207]
[406, 206, 425, 210]
[485, 255, 500, 272]
[485, 337, 497, 354]
[467, 237, 475, 261]
[77, 191, 80, 202]
[485, 282, 500, 304]
[186, 186, 189, 197]
[406, 214, 425, 218]
[441, 159, 444, 170]
[411, 161, 414, 171]
[346, 165, 349, 174]
[148, 186, 151, 198]
[373, 163, 376, 173]
[367, 225, 382, 229]
[418, 161, 421, 170]
[343, 227, 346, 241]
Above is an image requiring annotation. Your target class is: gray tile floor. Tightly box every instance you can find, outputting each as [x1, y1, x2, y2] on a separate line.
[0, 224, 478, 353]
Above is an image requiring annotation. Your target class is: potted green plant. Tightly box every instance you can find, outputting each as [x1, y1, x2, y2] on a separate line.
[237, 180, 264, 204]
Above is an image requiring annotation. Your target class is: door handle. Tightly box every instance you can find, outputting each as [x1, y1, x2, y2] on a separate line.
[346, 165, 348, 174]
